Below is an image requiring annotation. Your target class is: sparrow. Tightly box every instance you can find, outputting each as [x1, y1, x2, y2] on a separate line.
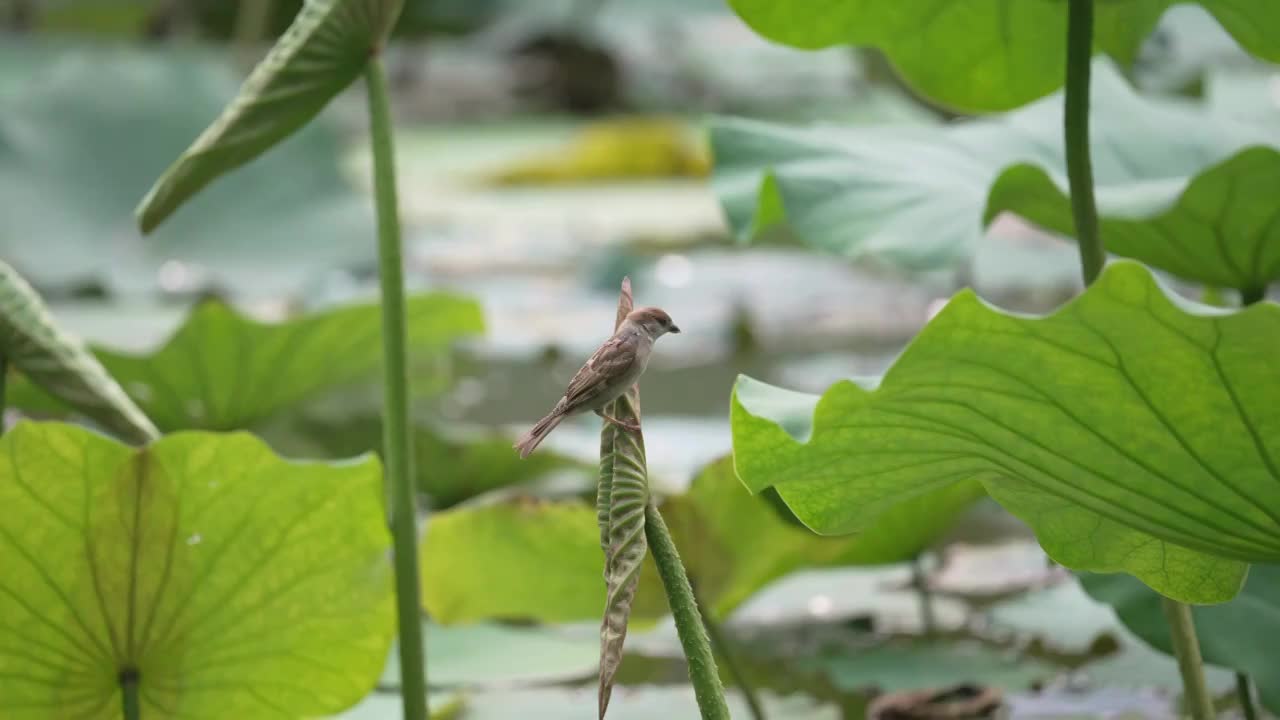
[515, 306, 680, 458]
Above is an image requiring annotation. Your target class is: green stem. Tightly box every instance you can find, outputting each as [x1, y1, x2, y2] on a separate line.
[366, 56, 428, 720]
[911, 553, 938, 636]
[120, 668, 141, 720]
[1064, 0, 1104, 286]
[1236, 672, 1258, 720]
[1160, 597, 1215, 720]
[1241, 286, 1266, 306]
[1064, 5, 1213, 713]
[692, 581, 766, 720]
[645, 504, 731, 720]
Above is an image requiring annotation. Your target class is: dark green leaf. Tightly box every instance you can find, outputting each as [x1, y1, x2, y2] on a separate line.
[137, 0, 404, 231]
[1080, 567, 1280, 714]
[6, 293, 483, 432]
[279, 412, 591, 509]
[986, 147, 1280, 295]
[0, 421, 393, 718]
[726, 0, 1280, 111]
[807, 639, 1056, 693]
[987, 579, 1238, 695]
[0, 260, 157, 443]
[732, 261, 1279, 604]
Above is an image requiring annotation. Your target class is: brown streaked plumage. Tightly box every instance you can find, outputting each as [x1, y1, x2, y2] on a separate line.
[515, 306, 680, 458]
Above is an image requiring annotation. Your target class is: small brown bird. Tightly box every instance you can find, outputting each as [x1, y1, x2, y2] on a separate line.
[515, 306, 680, 458]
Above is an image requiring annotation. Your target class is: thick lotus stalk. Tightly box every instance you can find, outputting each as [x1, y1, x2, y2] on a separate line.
[1064, 2, 1207, 718]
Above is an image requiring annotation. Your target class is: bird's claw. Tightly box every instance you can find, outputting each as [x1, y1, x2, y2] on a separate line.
[598, 412, 642, 434]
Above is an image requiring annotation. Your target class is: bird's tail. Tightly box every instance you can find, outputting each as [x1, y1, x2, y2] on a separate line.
[514, 411, 565, 459]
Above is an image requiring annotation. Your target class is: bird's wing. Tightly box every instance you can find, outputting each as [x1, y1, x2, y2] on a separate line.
[560, 333, 638, 413]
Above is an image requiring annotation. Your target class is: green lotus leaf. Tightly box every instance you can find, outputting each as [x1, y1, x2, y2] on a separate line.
[6, 293, 483, 433]
[726, 0, 1280, 111]
[731, 261, 1280, 604]
[986, 146, 1280, 296]
[710, 59, 1280, 275]
[0, 421, 393, 718]
[137, 0, 404, 231]
[420, 498, 622, 624]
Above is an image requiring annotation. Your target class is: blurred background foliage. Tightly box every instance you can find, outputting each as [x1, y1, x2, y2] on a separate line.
[1, 1, 1278, 718]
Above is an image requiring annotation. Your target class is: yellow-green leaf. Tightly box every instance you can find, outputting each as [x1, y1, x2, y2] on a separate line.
[420, 499, 615, 624]
[0, 421, 393, 718]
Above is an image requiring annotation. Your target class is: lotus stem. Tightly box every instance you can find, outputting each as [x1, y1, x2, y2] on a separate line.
[366, 54, 428, 720]
[1064, 0, 1104, 286]
[646, 504, 731, 720]
[692, 581, 765, 720]
[911, 553, 938, 636]
[1160, 597, 1215, 720]
[1065, 2, 1212, 715]
[120, 668, 141, 720]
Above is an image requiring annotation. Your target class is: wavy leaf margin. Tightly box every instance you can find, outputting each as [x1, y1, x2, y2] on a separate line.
[731, 260, 1280, 603]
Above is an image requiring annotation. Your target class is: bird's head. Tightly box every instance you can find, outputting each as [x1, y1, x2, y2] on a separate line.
[626, 306, 680, 339]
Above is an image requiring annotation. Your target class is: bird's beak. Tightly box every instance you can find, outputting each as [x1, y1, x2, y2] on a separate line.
[669, 325, 681, 334]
